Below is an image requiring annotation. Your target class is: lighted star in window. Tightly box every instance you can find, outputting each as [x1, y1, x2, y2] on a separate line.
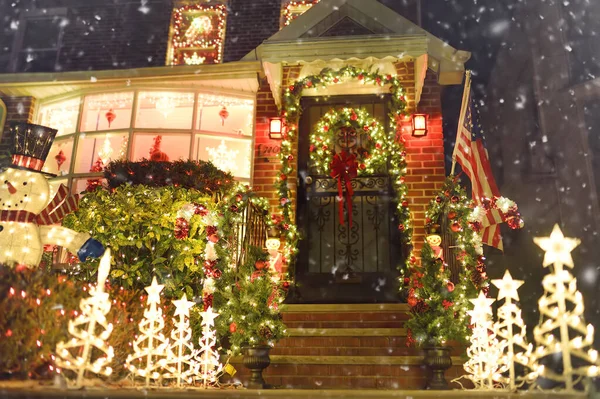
[206, 140, 239, 174]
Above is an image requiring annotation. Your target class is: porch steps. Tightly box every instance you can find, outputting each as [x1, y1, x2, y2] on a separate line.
[227, 304, 466, 389]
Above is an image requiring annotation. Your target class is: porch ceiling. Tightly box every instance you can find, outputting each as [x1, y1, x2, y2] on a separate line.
[0, 62, 262, 101]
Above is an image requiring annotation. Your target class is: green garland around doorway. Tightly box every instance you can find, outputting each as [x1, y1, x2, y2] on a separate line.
[274, 66, 412, 280]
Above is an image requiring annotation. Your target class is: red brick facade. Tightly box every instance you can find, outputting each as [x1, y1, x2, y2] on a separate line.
[251, 61, 446, 256]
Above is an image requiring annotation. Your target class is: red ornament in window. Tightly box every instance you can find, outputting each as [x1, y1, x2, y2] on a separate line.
[55, 149, 66, 170]
[105, 109, 116, 127]
[149, 135, 170, 162]
[219, 106, 229, 126]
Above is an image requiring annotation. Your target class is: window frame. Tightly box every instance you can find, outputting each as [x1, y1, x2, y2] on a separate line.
[9, 7, 67, 73]
[35, 87, 256, 191]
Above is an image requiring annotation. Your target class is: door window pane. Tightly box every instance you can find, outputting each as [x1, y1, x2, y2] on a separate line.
[80, 92, 134, 132]
[197, 93, 254, 136]
[38, 98, 81, 137]
[196, 135, 252, 179]
[131, 133, 191, 162]
[74, 132, 128, 173]
[43, 137, 74, 176]
[136, 91, 195, 130]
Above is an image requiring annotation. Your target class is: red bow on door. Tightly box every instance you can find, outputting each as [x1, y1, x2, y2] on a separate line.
[330, 150, 358, 226]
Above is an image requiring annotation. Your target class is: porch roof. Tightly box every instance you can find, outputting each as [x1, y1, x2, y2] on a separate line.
[243, 0, 471, 108]
[0, 61, 263, 101]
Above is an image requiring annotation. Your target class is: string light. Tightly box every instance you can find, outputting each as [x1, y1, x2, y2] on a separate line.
[54, 249, 115, 388]
[169, 4, 227, 65]
[530, 225, 599, 392]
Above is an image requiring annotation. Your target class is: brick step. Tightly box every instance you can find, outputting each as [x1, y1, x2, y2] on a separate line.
[284, 320, 406, 328]
[282, 304, 410, 324]
[226, 356, 466, 389]
[271, 346, 422, 356]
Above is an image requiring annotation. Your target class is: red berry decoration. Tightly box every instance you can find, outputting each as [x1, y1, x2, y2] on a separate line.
[306, 80, 312, 88]
[235, 193, 243, 202]
[333, 77, 339, 83]
[447, 211, 457, 220]
[309, 144, 316, 152]
[358, 74, 364, 80]
[280, 197, 288, 206]
[351, 112, 358, 121]
[213, 269, 222, 279]
[359, 163, 366, 170]
[280, 174, 287, 181]
[255, 260, 267, 270]
[208, 234, 219, 243]
[287, 155, 294, 161]
[403, 277, 410, 286]
[288, 85, 295, 91]
[451, 196, 459, 203]
[447, 281, 455, 292]
[435, 196, 442, 203]
[229, 322, 237, 333]
[402, 200, 409, 207]
[398, 224, 405, 232]
[451, 222, 462, 233]
[363, 125, 370, 131]
[323, 125, 329, 132]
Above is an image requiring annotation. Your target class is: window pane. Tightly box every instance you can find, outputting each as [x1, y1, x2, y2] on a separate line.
[197, 94, 254, 136]
[169, 4, 227, 65]
[74, 132, 129, 173]
[131, 133, 191, 162]
[80, 92, 134, 132]
[72, 177, 106, 196]
[136, 91, 194, 129]
[196, 135, 252, 179]
[43, 137, 74, 176]
[22, 18, 60, 49]
[38, 98, 80, 136]
[17, 50, 58, 72]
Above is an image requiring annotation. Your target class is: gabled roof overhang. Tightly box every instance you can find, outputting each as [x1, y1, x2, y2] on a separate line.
[243, 0, 470, 109]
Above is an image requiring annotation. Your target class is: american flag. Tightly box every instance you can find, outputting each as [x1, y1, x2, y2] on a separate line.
[452, 72, 504, 250]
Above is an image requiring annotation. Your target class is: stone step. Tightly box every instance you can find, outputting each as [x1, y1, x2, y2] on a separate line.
[284, 320, 406, 328]
[287, 327, 407, 337]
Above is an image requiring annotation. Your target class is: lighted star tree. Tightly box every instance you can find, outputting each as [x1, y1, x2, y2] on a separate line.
[55, 249, 115, 388]
[163, 294, 197, 387]
[193, 307, 223, 388]
[492, 270, 535, 391]
[531, 224, 599, 392]
[461, 291, 507, 390]
[125, 276, 170, 387]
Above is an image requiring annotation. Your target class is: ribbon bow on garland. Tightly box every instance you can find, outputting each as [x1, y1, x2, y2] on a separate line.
[330, 150, 358, 226]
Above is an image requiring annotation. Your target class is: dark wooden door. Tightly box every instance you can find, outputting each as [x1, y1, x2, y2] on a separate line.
[294, 95, 405, 303]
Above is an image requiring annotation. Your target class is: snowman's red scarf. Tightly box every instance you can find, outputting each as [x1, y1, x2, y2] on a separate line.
[0, 184, 79, 225]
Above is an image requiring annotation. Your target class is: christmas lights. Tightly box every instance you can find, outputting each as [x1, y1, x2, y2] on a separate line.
[282, 0, 320, 26]
[163, 294, 197, 387]
[459, 291, 507, 390]
[492, 270, 535, 391]
[169, 4, 227, 65]
[277, 66, 410, 279]
[125, 276, 170, 387]
[55, 249, 115, 388]
[530, 225, 599, 392]
[192, 306, 223, 388]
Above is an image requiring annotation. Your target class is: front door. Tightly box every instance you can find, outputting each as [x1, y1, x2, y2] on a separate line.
[295, 95, 405, 303]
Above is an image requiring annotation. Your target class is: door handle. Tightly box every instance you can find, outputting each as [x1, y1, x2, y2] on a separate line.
[305, 176, 313, 185]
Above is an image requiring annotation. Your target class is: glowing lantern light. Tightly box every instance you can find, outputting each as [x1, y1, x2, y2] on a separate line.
[412, 114, 428, 137]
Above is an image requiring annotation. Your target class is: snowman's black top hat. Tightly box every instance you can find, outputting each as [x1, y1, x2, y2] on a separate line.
[9, 122, 57, 173]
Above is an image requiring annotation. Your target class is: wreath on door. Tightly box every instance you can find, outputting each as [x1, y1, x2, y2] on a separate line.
[308, 107, 409, 230]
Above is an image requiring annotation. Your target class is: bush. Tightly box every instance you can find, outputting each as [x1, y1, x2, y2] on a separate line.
[63, 184, 213, 298]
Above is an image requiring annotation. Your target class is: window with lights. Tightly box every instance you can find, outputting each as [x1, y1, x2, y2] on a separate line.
[167, 3, 227, 66]
[281, 0, 320, 28]
[36, 90, 255, 196]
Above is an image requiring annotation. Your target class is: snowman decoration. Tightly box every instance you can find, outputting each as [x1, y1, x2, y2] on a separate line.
[0, 123, 104, 267]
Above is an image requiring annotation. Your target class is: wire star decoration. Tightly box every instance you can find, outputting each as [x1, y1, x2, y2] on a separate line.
[533, 224, 580, 268]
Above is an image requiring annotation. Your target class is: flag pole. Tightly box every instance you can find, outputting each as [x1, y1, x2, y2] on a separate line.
[450, 70, 472, 175]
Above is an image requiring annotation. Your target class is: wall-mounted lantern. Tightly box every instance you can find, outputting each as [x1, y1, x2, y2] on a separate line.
[269, 117, 283, 140]
[412, 114, 428, 137]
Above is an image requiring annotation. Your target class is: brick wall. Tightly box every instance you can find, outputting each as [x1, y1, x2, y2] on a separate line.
[223, 0, 281, 63]
[250, 62, 446, 256]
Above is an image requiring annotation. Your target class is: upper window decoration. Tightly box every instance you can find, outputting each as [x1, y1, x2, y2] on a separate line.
[281, 0, 320, 27]
[168, 4, 227, 66]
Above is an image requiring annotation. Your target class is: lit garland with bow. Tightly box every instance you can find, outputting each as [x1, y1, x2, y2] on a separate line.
[276, 67, 410, 278]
